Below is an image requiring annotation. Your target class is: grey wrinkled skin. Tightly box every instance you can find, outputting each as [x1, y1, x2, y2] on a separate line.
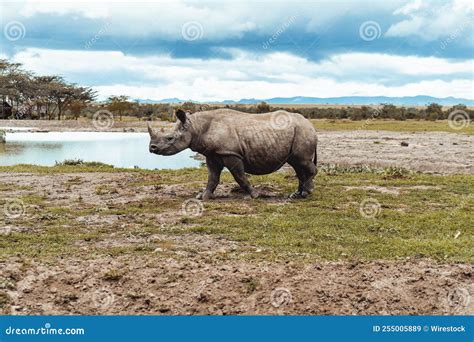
[148, 109, 318, 200]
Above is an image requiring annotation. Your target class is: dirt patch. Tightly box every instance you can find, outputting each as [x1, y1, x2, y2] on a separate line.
[344, 185, 442, 196]
[318, 130, 473, 174]
[0, 173, 284, 209]
[0, 257, 472, 315]
[345, 186, 401, 195]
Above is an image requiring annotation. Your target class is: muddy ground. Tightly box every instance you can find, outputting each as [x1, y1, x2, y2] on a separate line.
[0, 172, 472, 315]
[2, 255, 473, 315]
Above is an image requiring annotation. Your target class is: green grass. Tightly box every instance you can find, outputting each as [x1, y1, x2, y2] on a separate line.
[0, 165, 472, 263]
[312, 119, 473, 134]
[182, 171, 473, 261]
[0, 163, 158, 173]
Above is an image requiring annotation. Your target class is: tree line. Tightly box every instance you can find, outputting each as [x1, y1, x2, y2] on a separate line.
[223, 102, 472, 121]
[0, 59, 96, 120]
[0, 60, 145, 121]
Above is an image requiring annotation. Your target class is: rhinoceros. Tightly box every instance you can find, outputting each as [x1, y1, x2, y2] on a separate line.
[148, 108, 318, 200]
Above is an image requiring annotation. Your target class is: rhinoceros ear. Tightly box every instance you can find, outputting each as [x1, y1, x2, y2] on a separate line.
[175, 109, 187, 125]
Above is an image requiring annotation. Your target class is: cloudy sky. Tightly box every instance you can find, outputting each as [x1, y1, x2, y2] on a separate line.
[0, 0, 473, 101]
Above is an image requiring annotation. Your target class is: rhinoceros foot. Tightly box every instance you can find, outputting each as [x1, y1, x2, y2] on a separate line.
[288, 191, 309, 200]
[250, 190, 259, 199]
[196, 190, 214, 201]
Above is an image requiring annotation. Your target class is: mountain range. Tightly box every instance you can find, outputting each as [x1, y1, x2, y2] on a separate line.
[133, 95, 473, 106]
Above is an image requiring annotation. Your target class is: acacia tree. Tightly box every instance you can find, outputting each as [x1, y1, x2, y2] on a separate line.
[32, 76, 59, 119]
[68, 100, 87, 120]
[57, 84, 95, 120]
[0, 59, 95, 120]
[107, 95, 132, 121]
[425, 103, 443, 120]
[0, 60, 29, 115]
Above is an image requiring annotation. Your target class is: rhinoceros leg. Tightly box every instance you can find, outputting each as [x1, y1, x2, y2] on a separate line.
[197, 155, 224, 200]
[222, 155, 259, 198]
[288, 157, 317, 199]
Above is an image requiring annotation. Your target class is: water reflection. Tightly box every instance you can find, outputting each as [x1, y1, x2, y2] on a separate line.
[0, 132, 200, 169]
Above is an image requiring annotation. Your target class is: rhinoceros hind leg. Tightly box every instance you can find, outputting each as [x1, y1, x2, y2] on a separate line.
[222, 155, 258, 198]
[288, 158, 316, 198]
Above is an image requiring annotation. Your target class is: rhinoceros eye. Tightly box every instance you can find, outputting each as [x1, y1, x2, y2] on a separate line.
[166, 136, 174, 141]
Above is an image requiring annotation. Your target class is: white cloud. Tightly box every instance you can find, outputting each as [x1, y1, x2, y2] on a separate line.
[3, 0, 472, 50]
[315, 53, 473, 77]
[3, 0, 300, 39]
[3, 0, 402, 40]
[20, 0, 109, 19]
[393, 0, 423, 15]
[386, 0, 474, 41]
[93, 79, 473, 102]
[11, 47, 474, 100]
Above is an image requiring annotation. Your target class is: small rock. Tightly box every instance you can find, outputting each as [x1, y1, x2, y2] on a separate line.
[401, 142, 409, 147]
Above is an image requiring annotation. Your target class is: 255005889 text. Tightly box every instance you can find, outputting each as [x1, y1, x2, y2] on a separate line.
[373, 325, 422, 333]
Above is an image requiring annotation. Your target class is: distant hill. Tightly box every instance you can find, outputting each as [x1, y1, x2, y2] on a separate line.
[134, 98, 184, 104]
[134, 95, 473, 106]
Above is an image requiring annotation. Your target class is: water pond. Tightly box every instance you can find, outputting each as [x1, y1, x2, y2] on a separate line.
[0, 132, 200, 169]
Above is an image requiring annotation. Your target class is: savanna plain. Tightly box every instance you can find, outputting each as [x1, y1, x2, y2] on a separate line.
[0, 118, 472, 315]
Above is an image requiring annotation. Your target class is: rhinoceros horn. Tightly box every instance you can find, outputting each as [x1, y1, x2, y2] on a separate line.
[147, 122, 165, 137]
[147, 122, 156, 137]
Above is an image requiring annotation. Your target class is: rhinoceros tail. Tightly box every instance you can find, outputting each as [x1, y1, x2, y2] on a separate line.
[313, 138, 318, 167]
[313, 145, 318, 177]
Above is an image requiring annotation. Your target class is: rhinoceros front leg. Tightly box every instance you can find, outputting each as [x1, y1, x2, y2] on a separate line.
[196, 155, 223, 201]
[222, 155, 259, 199]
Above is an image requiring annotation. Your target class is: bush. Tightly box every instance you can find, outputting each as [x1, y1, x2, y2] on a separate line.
[54, 159, 114, 168]
[256, 101, 271, 113]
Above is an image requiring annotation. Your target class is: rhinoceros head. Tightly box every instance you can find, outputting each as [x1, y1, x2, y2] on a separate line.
[148, 109, 193, 156]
